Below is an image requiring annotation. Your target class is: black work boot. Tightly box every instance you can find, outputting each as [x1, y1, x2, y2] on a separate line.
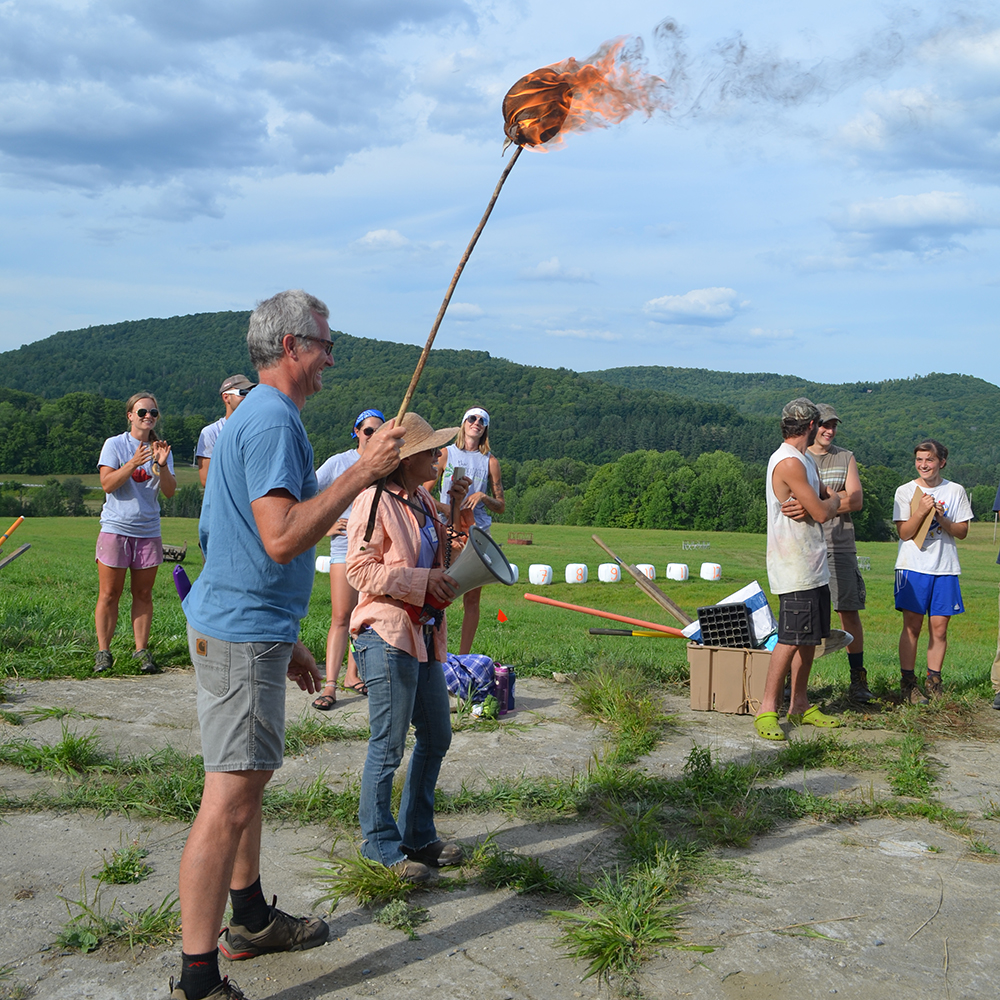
[848, 667, 873, 704]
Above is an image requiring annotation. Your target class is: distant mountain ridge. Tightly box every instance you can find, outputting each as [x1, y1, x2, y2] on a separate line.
[0, 315, 997, 484]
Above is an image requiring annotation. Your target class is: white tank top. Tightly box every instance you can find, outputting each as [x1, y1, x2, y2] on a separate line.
[439, 445, 492, 530]
[765, 442, 829, 595]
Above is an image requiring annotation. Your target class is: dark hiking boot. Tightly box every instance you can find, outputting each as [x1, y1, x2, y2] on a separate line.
[848, 668, 873, 704]
[389, 858, 432, 884]
[218, 896, 328, 961]
[169, 976, 249, 999]
[94, 650, 113, 673]
[925, 672, 943, 701]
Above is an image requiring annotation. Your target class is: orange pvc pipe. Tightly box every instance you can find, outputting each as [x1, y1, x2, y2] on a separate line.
[0, 516, 24, 547]
[522, 592, 687, 638]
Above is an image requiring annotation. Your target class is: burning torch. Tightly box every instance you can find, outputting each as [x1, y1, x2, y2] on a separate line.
[366, 39, 665, 540]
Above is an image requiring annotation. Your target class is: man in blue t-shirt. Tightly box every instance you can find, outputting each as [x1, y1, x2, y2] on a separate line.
[171, 290, 404, 1000]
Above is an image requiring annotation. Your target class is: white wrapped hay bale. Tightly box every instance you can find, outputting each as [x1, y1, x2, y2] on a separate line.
[700, 562, 722, 581]
[597, 563, 621, 583]
[635, 563, 656, 580]
[528, 564, 553, 585]
[565, 563, 588, 584]
[666, 563, 689, 581]
[315, 556, 331, 574]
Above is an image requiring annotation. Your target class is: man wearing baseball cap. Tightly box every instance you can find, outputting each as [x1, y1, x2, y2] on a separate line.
[754, 398, 842, 741]
[807, 404, 872, 703]
[195, 375, 257, 487]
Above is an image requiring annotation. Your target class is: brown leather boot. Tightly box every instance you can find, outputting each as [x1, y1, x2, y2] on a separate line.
[901, 672, 928, 705]
[925, 672, 943, 700]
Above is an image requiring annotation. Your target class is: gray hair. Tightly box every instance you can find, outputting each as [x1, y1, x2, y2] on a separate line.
[247, 289, 330, 370]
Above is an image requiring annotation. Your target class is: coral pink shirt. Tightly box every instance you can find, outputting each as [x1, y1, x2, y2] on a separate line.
[347, 483, 448, 662]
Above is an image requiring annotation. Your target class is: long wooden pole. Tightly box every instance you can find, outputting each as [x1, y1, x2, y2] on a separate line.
[395, 145, 523, 424]
[365, 147, 524, 542]
[523, 592, 687, 638]
[591, 534, 693, 626]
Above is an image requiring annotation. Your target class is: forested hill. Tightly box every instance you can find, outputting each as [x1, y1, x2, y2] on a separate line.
[1, 312, 998, 484]
[584, 366, 1000, 476]
[0, 312, 776, 473]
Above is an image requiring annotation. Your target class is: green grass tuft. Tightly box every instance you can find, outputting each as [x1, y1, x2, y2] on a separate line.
[93, 838, 151, 884]
[315, 851, 417, 908]
[373, 898, 429, 939]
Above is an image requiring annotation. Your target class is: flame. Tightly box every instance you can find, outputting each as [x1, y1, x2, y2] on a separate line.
[503, 38, 667, 149]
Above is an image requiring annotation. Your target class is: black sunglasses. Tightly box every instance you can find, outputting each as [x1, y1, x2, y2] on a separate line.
[300, 335, 334, 356]
[136, 408, 159, 418]
[465, 415, 486, 425]
[360, 426, 377, 438]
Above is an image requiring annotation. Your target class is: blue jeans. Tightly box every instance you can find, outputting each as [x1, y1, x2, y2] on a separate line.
[354, 627, 452, 867]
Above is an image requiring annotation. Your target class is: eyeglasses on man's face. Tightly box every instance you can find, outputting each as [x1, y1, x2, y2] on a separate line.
[300, 335, 334, 356]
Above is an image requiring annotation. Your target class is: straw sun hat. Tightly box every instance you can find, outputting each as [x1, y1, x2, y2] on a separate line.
[397, 412, 459, 460]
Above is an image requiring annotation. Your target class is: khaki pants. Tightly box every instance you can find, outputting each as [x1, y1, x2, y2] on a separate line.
[993, 584, 1000, 693]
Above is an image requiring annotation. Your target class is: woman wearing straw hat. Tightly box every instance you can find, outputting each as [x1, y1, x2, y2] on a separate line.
[347, 413, 470, 882]
[312, 407, 386, 709]
[94, 391, 176, 675]
[436, 406, 505, 653]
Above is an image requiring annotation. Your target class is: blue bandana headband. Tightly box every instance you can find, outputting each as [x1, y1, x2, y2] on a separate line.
[352, 408, 386, 438]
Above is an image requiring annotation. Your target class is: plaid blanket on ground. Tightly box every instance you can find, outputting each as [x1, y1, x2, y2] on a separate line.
[442, 653, 495, 703]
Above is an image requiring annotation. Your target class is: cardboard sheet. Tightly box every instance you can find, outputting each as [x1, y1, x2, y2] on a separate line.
[909, 486, 936, 549]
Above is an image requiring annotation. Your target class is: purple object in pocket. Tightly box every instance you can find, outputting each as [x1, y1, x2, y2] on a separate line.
[173, 565, 192, 601]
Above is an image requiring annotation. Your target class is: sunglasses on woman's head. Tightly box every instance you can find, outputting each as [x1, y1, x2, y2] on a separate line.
[136, 408, 159, 418]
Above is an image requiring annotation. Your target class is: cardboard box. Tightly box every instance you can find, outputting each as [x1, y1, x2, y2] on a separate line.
[687, 642, 770, 714]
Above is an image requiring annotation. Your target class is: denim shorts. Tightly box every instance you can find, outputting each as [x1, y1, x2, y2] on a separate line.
[96, 532, 163, 570]
[187, 625, 293, 772]
[894, 570, 964, 618]
[777, 586, 831, 646]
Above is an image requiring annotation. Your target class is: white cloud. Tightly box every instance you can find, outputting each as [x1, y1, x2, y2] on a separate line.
[447, 302, 483, 320]
[546, 328, 622, 341]
[352, 229, 411, 251]
[519, 257, 596, 283]
[829, 191, 992, 254]
[643, 287, 746, 325]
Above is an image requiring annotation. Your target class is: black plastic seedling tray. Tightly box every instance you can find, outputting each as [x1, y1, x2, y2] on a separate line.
[696, 602, 756, 648]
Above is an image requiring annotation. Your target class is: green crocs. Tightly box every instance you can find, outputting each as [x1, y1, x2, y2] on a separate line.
[753, 711, 785, 741]
[788, 705, 840, 728]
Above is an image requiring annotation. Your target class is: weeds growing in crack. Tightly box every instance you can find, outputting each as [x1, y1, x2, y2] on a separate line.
[93, 836, 151, 884]
[0, 724, 112, 775]
[56, 875, 179, 954]
[373, 899, 429, 939]
[550, 848, 688, 991]
[572, 666, 675, 766]
[467, 838, 575, 895]
[284, 713, 369, 756]
[314, 852, 417, 908]
[885, 733, 936, 798]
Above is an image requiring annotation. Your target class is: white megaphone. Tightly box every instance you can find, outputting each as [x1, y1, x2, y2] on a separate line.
[407, 526, 516, 625]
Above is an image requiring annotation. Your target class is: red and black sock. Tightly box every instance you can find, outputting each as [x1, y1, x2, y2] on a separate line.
[230, 876, 271, 933]
[178, 949, 221, 1000]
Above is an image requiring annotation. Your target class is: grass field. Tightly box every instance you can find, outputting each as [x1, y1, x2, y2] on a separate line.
[1, 517, 997, 702]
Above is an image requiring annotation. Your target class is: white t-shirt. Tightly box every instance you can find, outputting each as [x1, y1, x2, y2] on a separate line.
[439, 445, 492, 531]
[98, 431, 175, 538]
[893, 478, 973, 575]
[765, 441, 829, 595]
[196, 416, 227, 460]
[316, 449, 361, 559]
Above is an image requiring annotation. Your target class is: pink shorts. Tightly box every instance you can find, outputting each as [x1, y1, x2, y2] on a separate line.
[96, 532, 163, 570]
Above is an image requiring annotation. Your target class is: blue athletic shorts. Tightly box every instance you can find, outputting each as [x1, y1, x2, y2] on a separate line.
[894, 570, 964, 617]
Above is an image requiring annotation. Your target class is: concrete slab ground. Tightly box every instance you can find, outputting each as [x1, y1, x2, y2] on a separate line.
[1, 671, 999, 1000]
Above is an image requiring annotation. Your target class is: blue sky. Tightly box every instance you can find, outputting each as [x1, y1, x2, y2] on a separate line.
[2, 1, 999, 385]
